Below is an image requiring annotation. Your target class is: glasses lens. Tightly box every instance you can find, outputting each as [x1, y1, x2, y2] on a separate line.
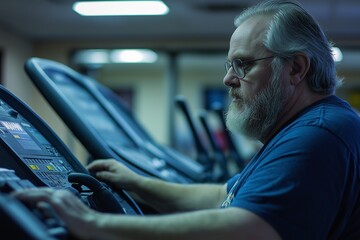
[225, 62, 231, 73]
[232, 59, 244, 77]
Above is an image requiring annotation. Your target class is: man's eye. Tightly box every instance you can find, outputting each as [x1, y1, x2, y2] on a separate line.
[243, 63, 254, 71]
[233, 61, 243, 69]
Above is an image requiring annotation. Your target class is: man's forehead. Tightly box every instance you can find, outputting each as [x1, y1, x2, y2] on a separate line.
[228, 15, 270, 58]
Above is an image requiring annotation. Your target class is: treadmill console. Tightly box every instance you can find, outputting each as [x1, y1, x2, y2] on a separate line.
[25, 57, 203, 183]
[0, 85, 142, 216]
[0, 99, 75, 189]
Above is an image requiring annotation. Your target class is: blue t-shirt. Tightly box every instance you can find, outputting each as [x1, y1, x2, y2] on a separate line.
[224, 96, 360, 239]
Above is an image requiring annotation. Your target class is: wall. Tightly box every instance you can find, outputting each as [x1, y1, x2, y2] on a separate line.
[0, 28, 32, 102]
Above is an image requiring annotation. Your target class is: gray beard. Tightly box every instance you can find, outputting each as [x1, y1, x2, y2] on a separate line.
[225, 74, 286, 140]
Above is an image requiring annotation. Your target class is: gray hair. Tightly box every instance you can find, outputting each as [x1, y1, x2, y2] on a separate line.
[234, 0, 342, 94]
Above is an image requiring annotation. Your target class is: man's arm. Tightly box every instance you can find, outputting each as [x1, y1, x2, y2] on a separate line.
[89, 207, 281, 240]
[87, 159, 227, 213]
[13, 188, 281, 240]
[130, 176, 227, 212]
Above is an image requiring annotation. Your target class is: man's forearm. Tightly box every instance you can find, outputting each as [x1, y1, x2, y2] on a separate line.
[82, 208, 281, 240]
[130, 176, 227, 213]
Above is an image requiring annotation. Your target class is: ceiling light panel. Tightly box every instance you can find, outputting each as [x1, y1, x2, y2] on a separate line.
[73, 1, 169, 16]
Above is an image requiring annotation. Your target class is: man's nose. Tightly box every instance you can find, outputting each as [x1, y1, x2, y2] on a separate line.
[223, 68, 240, 88]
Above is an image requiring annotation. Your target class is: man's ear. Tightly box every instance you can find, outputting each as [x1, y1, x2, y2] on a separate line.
[290, 53, 310, 86]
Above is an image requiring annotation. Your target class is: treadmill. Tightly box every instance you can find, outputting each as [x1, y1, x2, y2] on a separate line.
[0, 84, 143, 239]
[25, 57, 214, 183]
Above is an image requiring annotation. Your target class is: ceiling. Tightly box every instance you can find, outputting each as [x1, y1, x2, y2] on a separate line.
[0, 0, 360, 73]
[0, 0, 360, 48]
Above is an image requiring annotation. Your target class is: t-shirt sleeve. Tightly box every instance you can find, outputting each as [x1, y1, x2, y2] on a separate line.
[228, 126, 349, 240]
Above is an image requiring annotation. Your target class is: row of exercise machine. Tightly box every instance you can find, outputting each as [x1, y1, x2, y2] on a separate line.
[0, 57, 247, 239]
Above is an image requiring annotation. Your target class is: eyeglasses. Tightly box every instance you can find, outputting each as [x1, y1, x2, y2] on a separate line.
[225, 56, 274, 78]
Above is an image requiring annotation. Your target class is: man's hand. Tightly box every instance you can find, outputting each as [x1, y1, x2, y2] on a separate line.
[12, 187, 99, 240]
[87, 159, 144, 191]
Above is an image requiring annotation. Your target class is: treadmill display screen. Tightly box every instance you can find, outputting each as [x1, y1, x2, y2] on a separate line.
[1, 121, 41, 151]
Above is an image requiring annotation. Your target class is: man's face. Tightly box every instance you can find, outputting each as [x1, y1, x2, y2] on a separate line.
[226, 66, 287, 140]
[223, 15, 289, 140]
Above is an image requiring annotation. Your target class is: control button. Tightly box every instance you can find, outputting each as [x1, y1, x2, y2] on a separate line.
[46, 165, 55, 171]
[29, 165, 40, 170]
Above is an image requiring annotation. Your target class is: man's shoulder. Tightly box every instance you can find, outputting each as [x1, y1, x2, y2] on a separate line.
[294, 95, 360, 131]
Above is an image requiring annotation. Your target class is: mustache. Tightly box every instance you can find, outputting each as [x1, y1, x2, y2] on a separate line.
[229, 88, 244, 102]
[229, 88, 239, 98]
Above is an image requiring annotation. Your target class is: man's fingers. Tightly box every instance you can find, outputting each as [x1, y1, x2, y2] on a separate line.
[12, 187, 54, 201]
[86, 159, 114, 171]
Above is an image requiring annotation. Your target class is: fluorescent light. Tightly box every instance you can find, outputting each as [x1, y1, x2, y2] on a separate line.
[332, 47, 343, 62]
[72, 49, 158, 64]
[110, 49, 158, 63]
[73, 49, 110, 64]
[73, 1, 169, 16]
